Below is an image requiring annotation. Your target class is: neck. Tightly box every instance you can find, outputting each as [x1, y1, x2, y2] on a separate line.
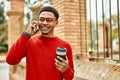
[42, 33, 55, 37]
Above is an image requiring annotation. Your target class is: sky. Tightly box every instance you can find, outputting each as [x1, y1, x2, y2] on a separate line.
[87, 0, 120, 22]
[3, 0, 51, 23]
[2, 0, 120, 22]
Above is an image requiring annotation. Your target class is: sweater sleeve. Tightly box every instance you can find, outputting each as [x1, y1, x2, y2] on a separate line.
[6, 34, 29, 65]
[61, 43, 74, 80]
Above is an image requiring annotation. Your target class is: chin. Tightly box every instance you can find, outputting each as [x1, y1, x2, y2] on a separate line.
[42, 32, 48, 35]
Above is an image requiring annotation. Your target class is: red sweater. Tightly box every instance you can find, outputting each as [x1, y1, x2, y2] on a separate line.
[6, 34, 74, 80]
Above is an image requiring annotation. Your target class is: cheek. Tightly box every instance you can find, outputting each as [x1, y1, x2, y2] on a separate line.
[50, 23, 57, 27]
[38, 22, 42, 26]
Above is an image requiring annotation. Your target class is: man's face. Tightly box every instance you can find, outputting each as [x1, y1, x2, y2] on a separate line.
[38, 11, 58, 36]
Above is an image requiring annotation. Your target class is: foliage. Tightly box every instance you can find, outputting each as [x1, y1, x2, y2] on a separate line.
[40, 0, 53, 5]
[112, 33, 117, 40]
[0, 43, 8, 53]
[0, 21, 8, 52]
[0, 1, 8, 53]
[24, 0, 53, 27]
[0, 1, 5, 24]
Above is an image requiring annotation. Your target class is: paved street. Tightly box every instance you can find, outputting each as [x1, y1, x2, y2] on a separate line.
[0, 62, 9, 80]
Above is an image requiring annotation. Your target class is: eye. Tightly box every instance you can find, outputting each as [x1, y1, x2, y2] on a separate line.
[38, 17, 55, 23]
[46, 18, 53, 22]
[39, 18, 45, 22]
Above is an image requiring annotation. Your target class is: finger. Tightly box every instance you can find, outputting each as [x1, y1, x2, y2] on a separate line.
[56, 64, 65, 72]
[56, 66, 63, 72]
[57, 56, 66, 62]
[31, 24, 40, 34]
[55, 58, 63, 65]
[36, 25, 40, 30]
[33, 22, 40, 32]
[30, 21, 38, 28]
[31, 25, 37, 32]
[55, 58, 66, 67]
[55, 62, 63, 68]
[32, 21, 40, 27]
[31, 21, 38, 25]
[33, 24, 37, 30]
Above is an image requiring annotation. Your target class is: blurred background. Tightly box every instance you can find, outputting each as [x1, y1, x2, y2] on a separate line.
[1, 0, 120, 80]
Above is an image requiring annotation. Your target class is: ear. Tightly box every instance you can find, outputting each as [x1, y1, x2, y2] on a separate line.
[56, 20, 58, 24]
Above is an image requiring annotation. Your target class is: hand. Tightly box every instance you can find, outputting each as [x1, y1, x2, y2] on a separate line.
[26, 21, 40, 36]
[55, 56, 68, 72]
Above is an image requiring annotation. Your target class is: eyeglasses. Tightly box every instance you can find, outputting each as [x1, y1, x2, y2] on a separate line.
[38, 17, 55, 23]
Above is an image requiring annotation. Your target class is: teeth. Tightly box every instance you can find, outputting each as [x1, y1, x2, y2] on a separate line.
[41, 26, 48, 30]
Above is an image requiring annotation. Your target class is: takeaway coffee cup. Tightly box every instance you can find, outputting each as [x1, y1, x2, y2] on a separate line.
[56, 47, 67, 60]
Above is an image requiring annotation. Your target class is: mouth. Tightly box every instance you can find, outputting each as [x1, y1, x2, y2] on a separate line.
[40, 26, 50, 31]
[40, 26, 50, 35]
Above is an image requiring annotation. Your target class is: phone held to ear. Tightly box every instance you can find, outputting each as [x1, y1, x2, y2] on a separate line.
[33, 23, 40, 34]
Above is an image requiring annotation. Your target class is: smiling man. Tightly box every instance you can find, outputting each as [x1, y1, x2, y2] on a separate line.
[6, 6, 74, 80]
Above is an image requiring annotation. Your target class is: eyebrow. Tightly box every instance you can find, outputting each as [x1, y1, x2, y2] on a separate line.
[39, 17, 53, 19]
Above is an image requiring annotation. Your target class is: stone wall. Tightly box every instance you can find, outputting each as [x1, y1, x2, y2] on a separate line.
[10, 59, 120, 80]
[9, 61, 26, 80]
[7, 0, 24, 80]
[74, 60, 120, 80]
[7, 0, 24, 47]
[52, 0, 88, 56]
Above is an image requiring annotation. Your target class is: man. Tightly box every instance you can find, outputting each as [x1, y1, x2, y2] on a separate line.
[6, 6, 74, 80]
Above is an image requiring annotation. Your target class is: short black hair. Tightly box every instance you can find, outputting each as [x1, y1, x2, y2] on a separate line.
[39, 6, 59, 20]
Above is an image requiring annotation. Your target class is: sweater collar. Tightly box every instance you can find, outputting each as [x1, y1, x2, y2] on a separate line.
[39, 35, 58, 41]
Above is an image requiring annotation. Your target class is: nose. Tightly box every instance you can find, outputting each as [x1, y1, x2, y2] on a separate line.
[42, 20, 48, 24]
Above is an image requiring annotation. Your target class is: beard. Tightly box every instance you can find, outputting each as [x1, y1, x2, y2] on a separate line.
[40, 26, 49, 35]
[40, 30, 49, 35]
[41, 32, 48, 35]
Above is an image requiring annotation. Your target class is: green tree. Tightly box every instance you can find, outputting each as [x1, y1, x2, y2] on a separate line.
[0, 22, 8, 52]
[0, 1, 5, 24]
[24, 0, 52, 27]
[0, 1, 8, 52]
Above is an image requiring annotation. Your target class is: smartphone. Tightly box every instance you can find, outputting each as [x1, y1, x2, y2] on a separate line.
[33, 23, 40, 34]
[56, 47, 67, 61]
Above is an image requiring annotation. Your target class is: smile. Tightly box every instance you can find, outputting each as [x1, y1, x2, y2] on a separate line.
[40, 26, 50, 31]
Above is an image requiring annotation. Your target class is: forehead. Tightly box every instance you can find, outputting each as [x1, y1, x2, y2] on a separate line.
[39, 11, 56, 19]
